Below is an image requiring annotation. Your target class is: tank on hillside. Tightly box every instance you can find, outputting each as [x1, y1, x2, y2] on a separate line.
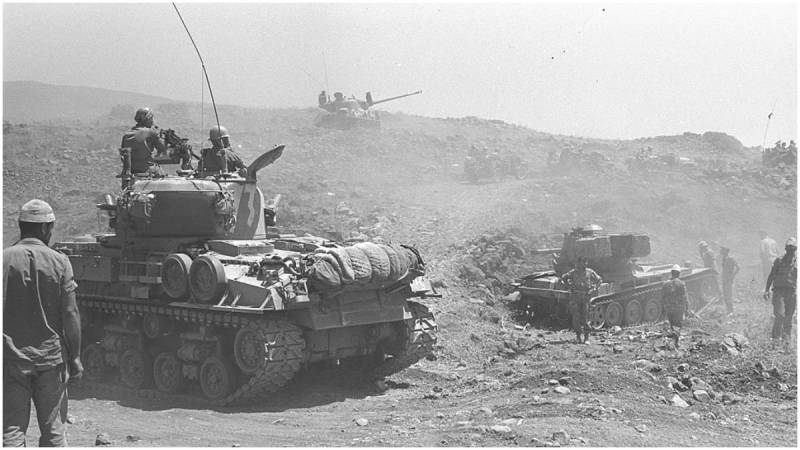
[54, 145, 438, 405]
[511, 225, 718, 329]
[314, 90, 422, 130]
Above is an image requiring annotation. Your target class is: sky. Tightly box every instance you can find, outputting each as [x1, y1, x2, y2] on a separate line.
[2, 1, 797, 146]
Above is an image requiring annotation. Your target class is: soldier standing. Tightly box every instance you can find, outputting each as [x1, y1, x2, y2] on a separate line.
[760, 231, 779, 282]
[120, 107, 167, 176]
[764, 238, 797, 342]
[662, 265, 689, 348]
[719, 247, 740, 315]
[3, 200, 83, 446]
[698, 241, 716, 270]
[561, 257, 602, 344]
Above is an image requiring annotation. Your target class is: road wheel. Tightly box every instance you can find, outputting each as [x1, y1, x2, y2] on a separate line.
[643, 298, 662, 323]
[234, 325, 265, 375]
[153, 352, 184, 394]
[119, 348, 154, 389]
[624, 299, 643, 326]
[199, 356, 236, 401]
[83, 343, 107, 382]
[588, 304, 606, 330]
[604, 302, 623, 327]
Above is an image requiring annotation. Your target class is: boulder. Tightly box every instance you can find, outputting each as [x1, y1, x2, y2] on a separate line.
[490, 425, 512, 434]
[355, 418, 369, 426]
[671, 394, 689, 408]
[95, 433, 112, 446]
[693, 390, 711, 402]
[554, 386, 570, 394]
[552, 430, 570, 446]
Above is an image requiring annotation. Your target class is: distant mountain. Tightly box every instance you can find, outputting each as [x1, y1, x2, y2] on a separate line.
[3, 80, 174, 123]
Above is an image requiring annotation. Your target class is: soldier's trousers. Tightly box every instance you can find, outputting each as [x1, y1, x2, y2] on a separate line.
[3, 362, 68, 447]
[722, 279, 734, 313]
[771, 287, 797, 340]
[570, 295, 590, 337]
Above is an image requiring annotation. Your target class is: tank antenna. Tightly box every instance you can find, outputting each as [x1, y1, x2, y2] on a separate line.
[173, 2, 221, 132]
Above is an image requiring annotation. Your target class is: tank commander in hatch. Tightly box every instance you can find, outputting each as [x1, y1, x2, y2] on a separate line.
[120, 107, 167, 177]
[198, 126, 247, 177]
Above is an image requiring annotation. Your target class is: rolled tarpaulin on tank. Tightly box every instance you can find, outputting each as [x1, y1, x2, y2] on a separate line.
[308, 252, 343, 287]
[379, 244, 404, 280]
[344, 245, 373, 284]
[355, 242, 391, 282]
[314, 247, 356, 284]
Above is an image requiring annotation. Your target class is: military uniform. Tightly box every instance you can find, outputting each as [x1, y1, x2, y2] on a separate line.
[720, 254, 739, 314]
[561, 266, 601, 343]
[199, 146, 246, 173]
[767, 254, 797, 339]
[662, 277, 688, 328]
[3, 238, 78, 447]
[700, 247, 716, 270]
[120, 126, 167, 174]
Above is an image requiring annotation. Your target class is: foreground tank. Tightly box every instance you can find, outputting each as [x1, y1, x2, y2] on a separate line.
[54, 146, 437, 405]
[511, 225, 718, 329]
[315, 90, 422, 130]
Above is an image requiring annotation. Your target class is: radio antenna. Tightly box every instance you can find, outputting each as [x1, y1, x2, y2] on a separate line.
[173, 2, 220, 132]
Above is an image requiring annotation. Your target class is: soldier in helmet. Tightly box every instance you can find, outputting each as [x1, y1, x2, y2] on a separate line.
[198, 126, 246, 176]
[697, 241, 716, 270]
[561, 256, 602, 344]
[662, 264, 688, 348]
[764, 237, 797, 342]
[120, 107, 167, 176]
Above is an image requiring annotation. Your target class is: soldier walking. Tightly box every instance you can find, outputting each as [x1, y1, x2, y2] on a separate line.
[3, 200, 83, 447]
[561, 257, 602, 344]
[764, 238, 797, 342]
[662, 265, 689, 348]
[719, 246, 740, 315]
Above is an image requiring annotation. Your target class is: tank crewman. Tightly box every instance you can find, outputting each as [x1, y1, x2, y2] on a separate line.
[719, 247, 740, 315]
[199, 126, 247, 176]
[318, 90, 329, 107]
[698, 241, 716, 270]
[662, 264, 689, 348]
[561, 257, 602, 344]
[3, 200, 83, 447]
[120, 107, 167, 176]
[764, 237, 797, 341]
[760, 231, 779, 282]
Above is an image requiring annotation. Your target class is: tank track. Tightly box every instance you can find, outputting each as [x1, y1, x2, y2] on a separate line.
[78, 296, 305, 406]
[372, 301, 437, 378]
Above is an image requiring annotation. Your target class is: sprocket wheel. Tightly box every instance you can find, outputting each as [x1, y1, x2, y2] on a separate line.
[234, 325, 265, 375]
[372, 301, 437, 378]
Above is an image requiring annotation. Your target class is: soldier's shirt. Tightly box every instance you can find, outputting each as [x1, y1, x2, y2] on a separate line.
[770, 254, 797, 290]
[562, 267, 601, 293]
[121, 126, 166, 173]
[721, 256, 739, 280]
[3, 238, 78, 369]
[662, 278, 687, 307]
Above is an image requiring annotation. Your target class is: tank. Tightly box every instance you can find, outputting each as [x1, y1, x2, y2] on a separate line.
[511, 225, 719, 329]
[315, 90, 422, 130]
[54, 146, 438, 405]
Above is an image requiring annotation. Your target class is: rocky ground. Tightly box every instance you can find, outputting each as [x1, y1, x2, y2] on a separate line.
[2, 103, 797, 446]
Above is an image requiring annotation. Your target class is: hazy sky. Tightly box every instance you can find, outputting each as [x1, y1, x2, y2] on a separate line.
[3, 2, 797, 146]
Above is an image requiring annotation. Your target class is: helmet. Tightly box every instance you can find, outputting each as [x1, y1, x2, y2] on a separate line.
[786, 237, 797, 248]
[698, 241, 708, 248]
[209, 126, 230, 141]
[19, 199, 55, 223]
[134, 107, 153, 124]
[671, 264, 681, 273]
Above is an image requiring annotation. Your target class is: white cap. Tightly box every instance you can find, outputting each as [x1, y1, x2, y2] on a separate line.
[671, 264, 681, 272]
[19, 199, 55, 223]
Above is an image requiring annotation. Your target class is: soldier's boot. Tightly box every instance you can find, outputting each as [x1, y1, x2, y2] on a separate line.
[583, 331, 590, 344]
[575, 332, 583, 344]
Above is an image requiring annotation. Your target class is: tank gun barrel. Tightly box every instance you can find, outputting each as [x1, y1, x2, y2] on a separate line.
[367, 90, 422, 107]
[532, 247, 561, 255]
